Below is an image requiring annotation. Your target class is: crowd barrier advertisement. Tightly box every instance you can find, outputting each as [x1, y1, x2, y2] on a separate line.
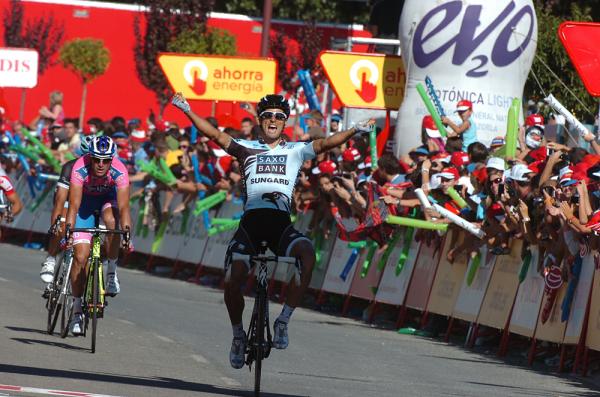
[452, 246, 497, 322]
[6, 170, 600, 363]
[585, 264, 600, 351]
[477, 240, 523, 329]
[404, 238, 443, 311]
[509, 246, 545, 337]
[564, 253, 595, 345]
[426, 231, 468, 316]
[375, 230, 420, 305]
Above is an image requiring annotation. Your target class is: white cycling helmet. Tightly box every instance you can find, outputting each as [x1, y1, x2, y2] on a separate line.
[89, 135, 116, 159]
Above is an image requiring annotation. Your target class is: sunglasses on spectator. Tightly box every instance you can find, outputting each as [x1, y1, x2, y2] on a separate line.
[259, 111, 287, 121]
[516, 180, 531, 187]
[91, 157, 111, 165]
[179, 144, 189, 150]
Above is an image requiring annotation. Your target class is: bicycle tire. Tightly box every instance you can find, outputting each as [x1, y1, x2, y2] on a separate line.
[46, 260, 63, 335]
[254, 289, 265, 397]
[91, 257, 99, 354]
[59, 293, 71, 338]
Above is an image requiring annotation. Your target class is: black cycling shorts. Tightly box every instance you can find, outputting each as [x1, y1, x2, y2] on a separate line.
[225, 208, 311, 270]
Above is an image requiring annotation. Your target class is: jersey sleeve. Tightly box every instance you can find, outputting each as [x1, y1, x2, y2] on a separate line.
[0, 176, 15, 195]
[225, 139, 248, 159]
[57, 159, 75, 190]
[299, 141, 316, 162]
[112, 158, 130, 188]
[70, 158, 86, 187]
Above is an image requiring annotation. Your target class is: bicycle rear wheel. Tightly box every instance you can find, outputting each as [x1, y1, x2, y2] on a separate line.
[254, 289, 266, 397]
[91, 257, 99, 354]
[46, 260, 63, 335]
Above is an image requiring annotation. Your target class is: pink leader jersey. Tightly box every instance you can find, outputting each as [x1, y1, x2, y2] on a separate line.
[70, 155, 129, 196]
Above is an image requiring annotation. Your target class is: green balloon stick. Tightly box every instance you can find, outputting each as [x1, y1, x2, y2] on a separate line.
[386, 215, 448, 231]
[505, 98, 521, 159]
[193, 191, 227, 215]
[377, 232, 401, 272]
[369, 125, 378, 170]
[396, 227, 415, 276]
[416, 83, 447, 138]
[360, 241, 378, 278]
[518, 249, 532, 284]
[447, 186, 468, 209]
[348, 241, 368, 249]
[466, 251, 481, 287]
[9, 144, 41, 162]
[21, 128, 61, 173]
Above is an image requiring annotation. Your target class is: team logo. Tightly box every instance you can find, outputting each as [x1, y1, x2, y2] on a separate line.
[256, 154, 287, 175]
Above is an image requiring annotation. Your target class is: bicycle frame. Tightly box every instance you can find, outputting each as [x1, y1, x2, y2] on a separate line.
[85, 233, 105, 316]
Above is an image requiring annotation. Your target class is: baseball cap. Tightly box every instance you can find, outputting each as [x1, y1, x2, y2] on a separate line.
[331, 114, 342, 122]
[409, 146, 429, 156]
[490, 136, 505, 148]
[455, 100, 473, 112]
[422, 115, 441, 138]
[312, 160, 337, 175]
[509, 164, 533, 181]
[526, 114, 544, 127]
[439, 166, 459, 180]
[486, 157, 505, 171]
[450, 151, 469, 167]
[358, 156, 372, 170]
[431, 153, 451, 164]
[342, 147, 361, 162]
[130, 129, 147, 143]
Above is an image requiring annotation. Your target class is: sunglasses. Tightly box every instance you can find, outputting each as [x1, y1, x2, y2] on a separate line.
[259, 111, 287, 121]
[516, 180, 531, 187]
[179, 145, 189, 150]
[91, 157, 111, 165]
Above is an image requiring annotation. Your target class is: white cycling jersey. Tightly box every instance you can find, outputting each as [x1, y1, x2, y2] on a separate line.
[226, 138, 316, 213]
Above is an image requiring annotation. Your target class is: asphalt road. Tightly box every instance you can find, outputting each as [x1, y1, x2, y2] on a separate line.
[0, 242, 599, 397]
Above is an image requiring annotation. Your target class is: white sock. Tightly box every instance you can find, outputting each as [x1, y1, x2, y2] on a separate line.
[73, 297, 82, 314]
[277, 304, 295, 324]
[107, 258, 118, 274]
[45, 255, 56, 264]
[232, 323, 244, 338]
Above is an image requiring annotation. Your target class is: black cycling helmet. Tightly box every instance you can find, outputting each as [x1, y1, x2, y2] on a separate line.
[257, 94, 290, 118]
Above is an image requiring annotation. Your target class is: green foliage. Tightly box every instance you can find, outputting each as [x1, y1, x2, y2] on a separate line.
[59, 38, 110, 83]
[525, 1, 598, 122]
[133, 0, 215, 115]
[214, 0, 370, 24]
[167, 27, 236, 56]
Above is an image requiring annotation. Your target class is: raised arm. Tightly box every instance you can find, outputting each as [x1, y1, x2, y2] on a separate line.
[312, 119, 375, 155]
[171, 93, 232, 150]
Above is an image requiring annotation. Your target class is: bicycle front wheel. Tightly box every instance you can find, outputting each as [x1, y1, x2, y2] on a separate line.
[46, 260, 63, 335]
[91, 258, 99, 354]
[254, 290, 266, 397]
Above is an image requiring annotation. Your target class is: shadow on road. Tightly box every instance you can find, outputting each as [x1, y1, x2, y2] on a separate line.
[5, 326, 49, 335]
[10, 338, 89, 352]
[0, 363, 305, 397]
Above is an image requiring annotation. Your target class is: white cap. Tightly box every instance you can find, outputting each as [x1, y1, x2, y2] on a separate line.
[509, 164, 533, 182]
[486, 157, 505, 171]
[559, 166, 573, 179]
[425, 128, 442, 138]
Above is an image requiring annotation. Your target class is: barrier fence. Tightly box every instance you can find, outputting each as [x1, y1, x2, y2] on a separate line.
[4, 169, 600, 375]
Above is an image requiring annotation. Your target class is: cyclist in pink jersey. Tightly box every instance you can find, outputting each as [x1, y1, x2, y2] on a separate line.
[65, 136, 132, 335]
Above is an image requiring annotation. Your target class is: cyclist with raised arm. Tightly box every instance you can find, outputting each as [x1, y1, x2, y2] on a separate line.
[172, 92, 374, 368]
[65, 136, 132, 335]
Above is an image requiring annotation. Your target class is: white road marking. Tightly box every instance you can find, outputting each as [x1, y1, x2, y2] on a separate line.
[0, 384, 123, 397]
[153, 334, 174, 343]
[0, 277, 8, 282]
[191, 354, 209, 364]
[220, 377, 241, 387]
[115, 319, 134, 325]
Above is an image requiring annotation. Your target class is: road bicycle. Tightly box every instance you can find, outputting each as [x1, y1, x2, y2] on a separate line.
[232, 244, 299, 396]
[45, 217, 74, 337]
[66, 212, 129, 353]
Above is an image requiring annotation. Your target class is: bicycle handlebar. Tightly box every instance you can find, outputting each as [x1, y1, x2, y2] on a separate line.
[66, 225, 130, 243]
[231, 253, 297, 265]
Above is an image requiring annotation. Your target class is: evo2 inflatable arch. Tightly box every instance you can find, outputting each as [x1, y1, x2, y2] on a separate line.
[395, 0, 537, 156]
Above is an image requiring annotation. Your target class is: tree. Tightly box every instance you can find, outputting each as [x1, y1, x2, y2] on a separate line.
[2, 0, 64, 120]
[167, 27, 237, 56]
[270, 30, 300, 92]
[133, 0, 215, 118]
[524, 1, 598, 123]
[59, 39, 110, 127]
[214, 0, 370, 25]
